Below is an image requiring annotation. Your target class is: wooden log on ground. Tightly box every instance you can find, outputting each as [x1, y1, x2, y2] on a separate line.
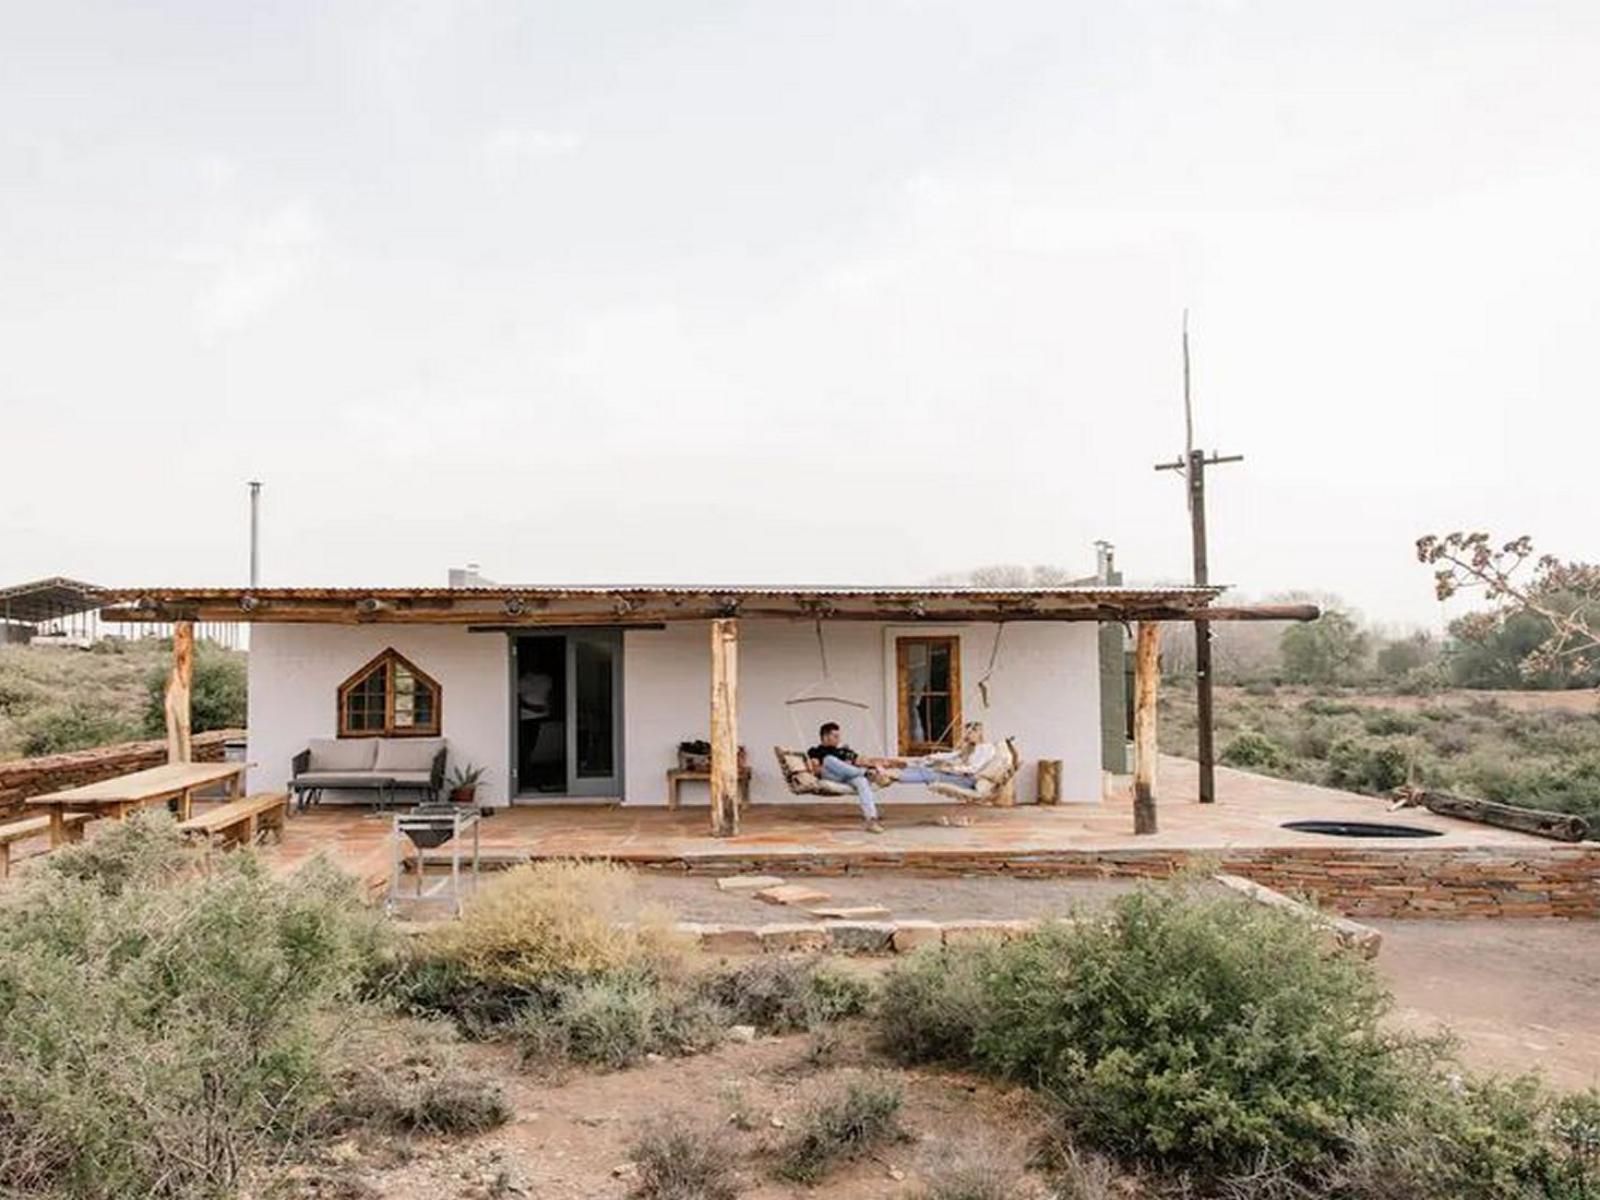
[164, 621, 193, 764]
[1396, 787, 1590, 843]
[1036, 759, 1062, 805]
[1132, 621, 1160, 835]
[709, 618, 741, 838]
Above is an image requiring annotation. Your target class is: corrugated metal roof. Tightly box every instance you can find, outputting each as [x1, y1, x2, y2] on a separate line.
[0, 577, 104, 624]
[98, 582, 1222, 602]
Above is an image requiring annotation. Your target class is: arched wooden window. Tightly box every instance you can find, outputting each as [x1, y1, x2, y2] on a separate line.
[337, 649, 441, 737]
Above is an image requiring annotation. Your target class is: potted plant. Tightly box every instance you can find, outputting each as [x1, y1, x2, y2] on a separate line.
[446, 762, 487, 805]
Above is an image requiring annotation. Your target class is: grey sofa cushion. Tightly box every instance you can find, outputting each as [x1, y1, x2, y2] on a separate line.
[374, 737, 445, 773]
[307, 738, 377, 772]
[385, 770, 435, 787]
[292, 771, 389, 789]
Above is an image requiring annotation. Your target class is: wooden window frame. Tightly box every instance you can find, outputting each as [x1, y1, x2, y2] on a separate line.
[336, 648, 442, 738]
[895, 635, 962, 756]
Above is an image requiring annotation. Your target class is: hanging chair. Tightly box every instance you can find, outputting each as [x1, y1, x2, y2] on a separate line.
[774, 620, 890, 797]
[925, 736, 1023, 807]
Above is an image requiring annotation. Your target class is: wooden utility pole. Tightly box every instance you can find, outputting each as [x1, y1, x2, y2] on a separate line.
[1154, 313, 1241, 804]
[708, 618, 741, 837]
[164, 620, 194, 764]
[1131, 620, 1160, 834]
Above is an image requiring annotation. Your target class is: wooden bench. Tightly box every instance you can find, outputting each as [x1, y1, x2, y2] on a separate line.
[177, 793, 289, 851]
[0, 811, 92, 878]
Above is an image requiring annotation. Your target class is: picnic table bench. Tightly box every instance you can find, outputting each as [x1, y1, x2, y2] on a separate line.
[26, 761, 247, 847]
[177, 793, 289, 851]
[0, 812, 92, 878]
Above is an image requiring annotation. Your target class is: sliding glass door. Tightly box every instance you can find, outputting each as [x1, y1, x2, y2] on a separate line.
[512, 631, 623, 799]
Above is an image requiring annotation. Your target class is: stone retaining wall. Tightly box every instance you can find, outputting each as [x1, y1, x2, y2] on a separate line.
[0, 730, 242, 818]
[627, 843, 1600, 919]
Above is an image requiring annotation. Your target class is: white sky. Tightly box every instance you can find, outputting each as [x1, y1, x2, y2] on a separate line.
[3, 1, 1597, 629]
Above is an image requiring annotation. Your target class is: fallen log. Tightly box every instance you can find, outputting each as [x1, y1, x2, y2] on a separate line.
[1392, 787, 1590, 843]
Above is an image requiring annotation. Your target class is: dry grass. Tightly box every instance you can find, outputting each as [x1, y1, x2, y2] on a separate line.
[420, 860, 691, 987]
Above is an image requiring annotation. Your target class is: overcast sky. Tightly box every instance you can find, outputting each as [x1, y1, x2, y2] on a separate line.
[4, 1, 1597, 629]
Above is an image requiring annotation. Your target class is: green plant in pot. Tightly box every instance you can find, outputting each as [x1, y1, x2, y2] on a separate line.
[446, 762, 487, 805]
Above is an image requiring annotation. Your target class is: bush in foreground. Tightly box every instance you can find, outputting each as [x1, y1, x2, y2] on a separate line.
[0, 820, 390, 1199]
[630, 1115, 741, 1200]
[775, 1076, 907, 1184]
[698, 955, 871, 1034]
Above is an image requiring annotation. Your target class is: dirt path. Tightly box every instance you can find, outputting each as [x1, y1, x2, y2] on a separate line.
[1373, 919, 1600, 1090]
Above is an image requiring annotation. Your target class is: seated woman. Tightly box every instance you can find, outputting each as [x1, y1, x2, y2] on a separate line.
[883, 722, 996, 787]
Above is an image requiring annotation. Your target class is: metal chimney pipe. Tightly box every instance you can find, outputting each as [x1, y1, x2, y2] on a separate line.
[247, 481, 262, 587]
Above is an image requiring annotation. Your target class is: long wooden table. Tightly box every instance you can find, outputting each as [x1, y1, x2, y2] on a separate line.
[26, 761, 247, 847]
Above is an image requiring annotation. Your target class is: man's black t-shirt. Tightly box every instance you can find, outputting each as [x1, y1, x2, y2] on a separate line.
[808, 744, 857, 766]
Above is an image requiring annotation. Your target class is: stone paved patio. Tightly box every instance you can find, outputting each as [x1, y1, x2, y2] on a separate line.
[248, 756, 1600, 918]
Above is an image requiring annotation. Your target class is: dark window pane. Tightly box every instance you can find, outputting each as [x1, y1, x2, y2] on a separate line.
[927, 644, 951, 691]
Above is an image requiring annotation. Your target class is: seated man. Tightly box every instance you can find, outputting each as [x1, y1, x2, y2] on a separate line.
[807, 721, 894, 834]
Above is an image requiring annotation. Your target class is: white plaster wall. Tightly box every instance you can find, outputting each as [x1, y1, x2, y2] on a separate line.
[623, 619, 1101, 807]
[246, 620, 1100, 809]
[247, 625, 512, 806]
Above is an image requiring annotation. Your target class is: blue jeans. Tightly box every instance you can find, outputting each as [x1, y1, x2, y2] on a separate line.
[820, 757, 879, 820]
[896, 765, 975, 789]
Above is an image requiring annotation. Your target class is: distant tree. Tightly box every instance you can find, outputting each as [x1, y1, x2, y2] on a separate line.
[932, 564, 1087, 587]
[1374, 632, 1438, 680]
[1417, 533, 1600, 687]
[1280, 610, 1369, 685]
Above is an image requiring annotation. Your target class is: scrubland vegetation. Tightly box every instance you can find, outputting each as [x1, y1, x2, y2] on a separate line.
[1157, 595, 1600, 821]
[3, 820, 1597, 1198]
[0, 638, 246, 759]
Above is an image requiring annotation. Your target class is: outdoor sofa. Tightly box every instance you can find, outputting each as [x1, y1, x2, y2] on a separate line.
[290, 737, 447, 811]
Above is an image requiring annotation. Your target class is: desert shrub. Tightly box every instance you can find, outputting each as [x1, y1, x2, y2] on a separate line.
[1301, 696, 1360, 717]
[1363, 710, 1423, 736]
[698, 956, 870, 1034]
[42, 808, 194, 895]
[775, 1076, 907, 1184]
[515, 973, 726, 1069]
[17, 699, 137, 756]
[875, 941, 1005, 1065]
[630, 1115, 741, 1200]
[411, 861, 686, 999]
[916, 1136, 1033, 1200]
[1329, 1075, 1600, 1200]
[0, 849, 390, 1198]
[967, 884, 1409, 1177]
[142, 643, 247, 736]
[320, 1015, 510, 1137]
[1220, 730, 1289, 770]
[1324, 737, 1412, 793]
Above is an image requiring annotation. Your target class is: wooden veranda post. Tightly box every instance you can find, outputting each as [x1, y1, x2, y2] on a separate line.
[164, 620, 194, 764]
[1132, 620, 1159, 835]
[709, 618, 740, 837]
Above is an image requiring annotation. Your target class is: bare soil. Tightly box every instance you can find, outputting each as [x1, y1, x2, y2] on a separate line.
[309, 1027, 1057, 1200]
[1373, 918, 1600, 1090]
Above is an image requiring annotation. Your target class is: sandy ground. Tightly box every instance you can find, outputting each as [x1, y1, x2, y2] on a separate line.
[1373, 918, 1600, 1090]
[315, 1029, 1056, 1200]
[633, 873, 1172, 924]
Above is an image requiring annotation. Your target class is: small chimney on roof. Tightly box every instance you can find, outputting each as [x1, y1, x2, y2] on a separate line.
[1094, 541, 1117, 584]
[448, 563, 494, 588]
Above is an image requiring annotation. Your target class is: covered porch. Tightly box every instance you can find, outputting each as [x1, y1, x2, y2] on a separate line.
[100, 582, 1318, 833]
